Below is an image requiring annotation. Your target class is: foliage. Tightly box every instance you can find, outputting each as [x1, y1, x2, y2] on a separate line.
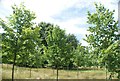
[85, 3, 119, 78]
[1, 3, 38, 64]
[85, 3, 118, 54]
[103, 41, 120, 79]
[45, 26, 66, 67]
[74, 44, 92, 67]
[1, 2, 120, 79]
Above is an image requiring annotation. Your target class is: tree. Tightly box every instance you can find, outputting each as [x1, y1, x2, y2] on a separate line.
[45, 26, 76, 80]
[85, 3, 118, 65]
[85, 3, 119, 78]
[1, 3, 40, 80]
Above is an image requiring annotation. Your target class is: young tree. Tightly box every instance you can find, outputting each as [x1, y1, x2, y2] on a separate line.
[1, 3, 40, 80]
[85, 3, 119, 78]
[45, 26, 64, 80]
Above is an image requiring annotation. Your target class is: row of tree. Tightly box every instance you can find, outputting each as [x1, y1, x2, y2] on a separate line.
[0, 3, 120, 79]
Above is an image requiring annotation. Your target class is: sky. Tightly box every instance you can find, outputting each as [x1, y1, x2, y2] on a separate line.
[0, 0, 119, 46]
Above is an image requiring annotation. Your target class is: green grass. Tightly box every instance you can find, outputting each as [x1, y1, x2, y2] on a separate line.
[2, 64, 118, 79]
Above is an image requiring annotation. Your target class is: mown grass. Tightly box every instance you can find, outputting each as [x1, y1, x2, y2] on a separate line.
[2, 64, 118, 79]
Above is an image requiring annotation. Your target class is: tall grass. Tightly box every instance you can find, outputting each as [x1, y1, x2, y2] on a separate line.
[2, 64, 118, 79]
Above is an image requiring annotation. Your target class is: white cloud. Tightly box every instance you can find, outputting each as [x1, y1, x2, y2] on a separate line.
[23, 0, 80, 22]
[54, 17, 89, 35]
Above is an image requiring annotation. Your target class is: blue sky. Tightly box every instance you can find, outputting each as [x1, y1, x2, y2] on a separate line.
[0, 0, 119, 46]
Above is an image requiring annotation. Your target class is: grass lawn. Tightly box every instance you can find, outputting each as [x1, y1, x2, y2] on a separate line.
[1, 64, 118, 79]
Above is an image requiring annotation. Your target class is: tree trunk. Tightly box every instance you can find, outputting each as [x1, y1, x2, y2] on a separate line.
[105, 64, 107, 80]
[12, 36, 18, 81]
[77, 67, 79, 79]
[67, 65, 69, 78]
[56, 65, 58, 81]
[106, 69, 107, 80]
[29, 67, 32, 78]
[12, 52, 17, 81]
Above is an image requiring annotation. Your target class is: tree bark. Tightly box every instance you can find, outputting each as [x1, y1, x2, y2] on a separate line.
[29, 67, 32, 78]
[77, 67, 79, 79]
[105, 63, 107, 80]
[12, 37, 18, 81]
[56, 65, 58, 81]
[12, 52, 17, 81]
